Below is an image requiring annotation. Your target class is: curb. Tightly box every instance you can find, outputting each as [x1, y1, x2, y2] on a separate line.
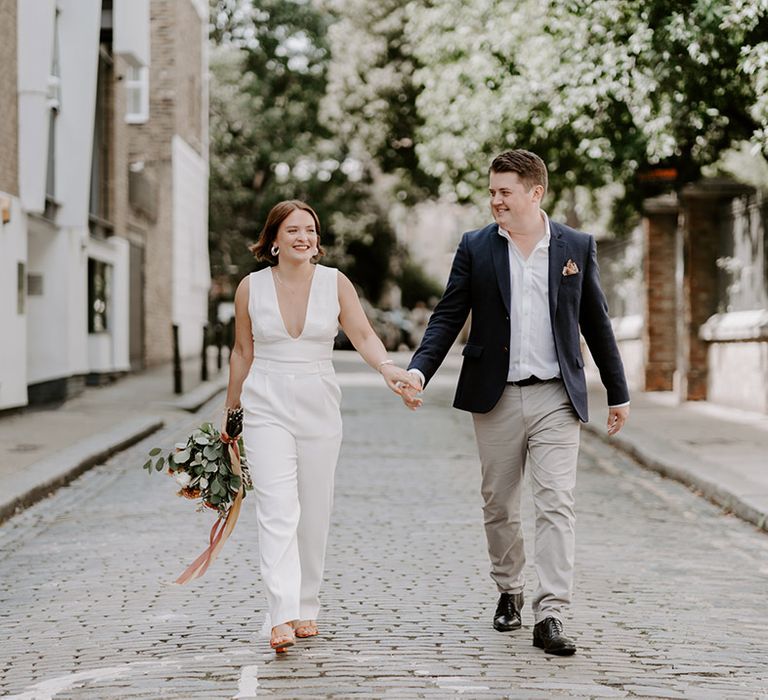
[582, 422, 768, 533]
[172, 377, 228, 412]
[0, 415, 164, 525]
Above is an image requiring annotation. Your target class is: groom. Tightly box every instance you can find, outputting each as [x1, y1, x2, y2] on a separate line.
[403, 150, 629, 655]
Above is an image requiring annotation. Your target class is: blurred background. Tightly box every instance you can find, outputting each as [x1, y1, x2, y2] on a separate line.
[1, 0, 767, 414]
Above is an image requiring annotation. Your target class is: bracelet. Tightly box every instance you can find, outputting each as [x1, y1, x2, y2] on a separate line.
[377, 359, 394, 373]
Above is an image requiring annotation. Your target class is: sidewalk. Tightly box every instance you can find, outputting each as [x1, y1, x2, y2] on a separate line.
[586, 384, 768, 532]
[0, 353, 227, 523]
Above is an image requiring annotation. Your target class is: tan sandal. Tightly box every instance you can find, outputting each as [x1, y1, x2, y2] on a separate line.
[293, 620, 318, 638]
[270, 623, 295, 653]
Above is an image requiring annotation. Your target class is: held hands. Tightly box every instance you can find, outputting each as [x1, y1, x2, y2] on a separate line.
[399, 371, 424, 411]
[607, 405, 629, 436]
[379, 363, 422, 399]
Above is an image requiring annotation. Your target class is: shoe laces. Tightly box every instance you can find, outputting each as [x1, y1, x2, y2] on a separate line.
[498, 594, 518, 616]
[549, 618, 564, 635]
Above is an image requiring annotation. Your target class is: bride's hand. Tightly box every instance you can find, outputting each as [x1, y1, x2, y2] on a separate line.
[220, 406, 240, 442]
[380, 364, 421, 395]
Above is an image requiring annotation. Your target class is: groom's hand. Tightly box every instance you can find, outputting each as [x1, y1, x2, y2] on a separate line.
[607, 405, 629, 435]
[399, 371, 423, 410]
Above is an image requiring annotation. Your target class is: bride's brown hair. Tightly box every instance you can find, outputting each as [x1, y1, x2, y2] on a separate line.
[250, 200, 325, 265]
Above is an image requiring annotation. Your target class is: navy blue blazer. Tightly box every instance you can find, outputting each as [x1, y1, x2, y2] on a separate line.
[408, 220, 629, 422]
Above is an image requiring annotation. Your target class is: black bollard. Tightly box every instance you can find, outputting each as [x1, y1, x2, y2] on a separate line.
[172, 323, 182, 395]
[201, 324, 209, 382]
[216, 322, 223, 371]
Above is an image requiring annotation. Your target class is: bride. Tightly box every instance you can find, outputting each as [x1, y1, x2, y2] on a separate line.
[221, 199, 418, 652]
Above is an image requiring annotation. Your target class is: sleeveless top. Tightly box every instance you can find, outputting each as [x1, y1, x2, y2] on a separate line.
[248, 264, 340, 363]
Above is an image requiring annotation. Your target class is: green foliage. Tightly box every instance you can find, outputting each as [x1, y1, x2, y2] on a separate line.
[397, 259, 444, 309]
[208, 0, 397, 302]
[320, 0, 440, 202]
[407, 0, 768, 233]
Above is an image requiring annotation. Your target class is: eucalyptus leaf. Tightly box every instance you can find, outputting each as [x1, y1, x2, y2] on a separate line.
[203, 445, 219, 460]
[155, 457, 165, 471]
[204, 462, 218, 473]
[174, 449, 191, 463]
[142, 459, 152, 471]
[194, 436, 209, 445]
[149, 447, 162, 456]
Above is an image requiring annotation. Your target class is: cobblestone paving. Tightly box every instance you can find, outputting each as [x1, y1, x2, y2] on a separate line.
[2, 368, 768, 699]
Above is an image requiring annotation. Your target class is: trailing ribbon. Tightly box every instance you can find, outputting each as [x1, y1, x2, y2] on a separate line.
[174, 439, 245, 584]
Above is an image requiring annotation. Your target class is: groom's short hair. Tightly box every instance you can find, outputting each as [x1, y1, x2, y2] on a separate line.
[490, 150, 548, 195]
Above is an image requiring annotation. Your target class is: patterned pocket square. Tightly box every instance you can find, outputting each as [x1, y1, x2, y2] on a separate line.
[562, 259, 580, 276]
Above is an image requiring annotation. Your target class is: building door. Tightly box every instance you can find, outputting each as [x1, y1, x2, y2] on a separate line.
[129, 241, 145, 370]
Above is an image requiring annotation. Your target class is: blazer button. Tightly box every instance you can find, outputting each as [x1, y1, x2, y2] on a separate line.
[503, 346, 509, 352]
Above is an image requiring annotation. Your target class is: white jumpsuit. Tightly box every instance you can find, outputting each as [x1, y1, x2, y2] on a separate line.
[240, 264, 343, 627]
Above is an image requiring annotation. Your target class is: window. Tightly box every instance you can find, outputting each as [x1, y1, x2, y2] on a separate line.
[45, 9, 61, 202]
[17, 262, 25, 315]
[88, 258, 111, 333]
[89, 45, 114, 236]
[125, 65, 149, 123]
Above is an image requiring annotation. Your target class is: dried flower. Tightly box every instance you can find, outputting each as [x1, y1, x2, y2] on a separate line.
[174, 471, 192, 488]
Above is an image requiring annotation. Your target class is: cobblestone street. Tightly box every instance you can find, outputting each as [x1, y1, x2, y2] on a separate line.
[2, 358, 768, 699]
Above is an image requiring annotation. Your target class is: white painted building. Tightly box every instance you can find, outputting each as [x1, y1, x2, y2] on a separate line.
[0, 0, 210, 411]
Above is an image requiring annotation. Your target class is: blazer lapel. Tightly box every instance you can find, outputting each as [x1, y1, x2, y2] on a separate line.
[548, 221, 567, 319]
[491, 227, 511, 315]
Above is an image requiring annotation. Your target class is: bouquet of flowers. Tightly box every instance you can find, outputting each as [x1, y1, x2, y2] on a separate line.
[143, 421, 252, 517]
[143, 412, 253, 583]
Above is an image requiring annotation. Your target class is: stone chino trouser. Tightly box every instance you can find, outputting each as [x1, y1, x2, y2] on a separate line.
[472, 379, 580, 624]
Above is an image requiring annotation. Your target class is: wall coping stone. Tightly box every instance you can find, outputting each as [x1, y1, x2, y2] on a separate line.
[681, 178, 755, 201]
[643, 193, 679, 215]
[700, 310, 768, 342]
[611, 314, 644, 341]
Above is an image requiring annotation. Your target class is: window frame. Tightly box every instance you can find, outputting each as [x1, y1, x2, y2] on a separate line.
[125, 64, 149, 124]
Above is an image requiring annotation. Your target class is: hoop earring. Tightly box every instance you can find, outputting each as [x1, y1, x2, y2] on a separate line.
[271, 245, 279, 256]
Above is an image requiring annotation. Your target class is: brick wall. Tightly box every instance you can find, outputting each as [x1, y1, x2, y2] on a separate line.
[643, 196, 678, 391]
[175, 0, 203, 155]
[0, 0, 19, 195]
[140, 0, 206, 364]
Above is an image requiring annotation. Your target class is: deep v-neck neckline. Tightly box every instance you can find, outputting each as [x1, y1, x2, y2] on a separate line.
[270, 265, 318, 340]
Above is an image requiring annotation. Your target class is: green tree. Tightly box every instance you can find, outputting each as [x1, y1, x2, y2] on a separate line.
[320, 0, 439, 203]
[407, 0, 768, 232]
[208, 0, 397, 302]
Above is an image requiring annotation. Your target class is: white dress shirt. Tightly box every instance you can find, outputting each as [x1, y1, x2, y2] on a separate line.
[499, 213, 559, 382]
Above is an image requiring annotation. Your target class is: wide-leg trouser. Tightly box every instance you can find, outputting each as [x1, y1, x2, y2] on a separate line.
[241, 359, 342, 627]
[472, 380, 580, 624]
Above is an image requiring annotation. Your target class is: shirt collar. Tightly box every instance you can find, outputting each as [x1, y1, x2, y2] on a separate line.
[497, 211, 551, 248]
